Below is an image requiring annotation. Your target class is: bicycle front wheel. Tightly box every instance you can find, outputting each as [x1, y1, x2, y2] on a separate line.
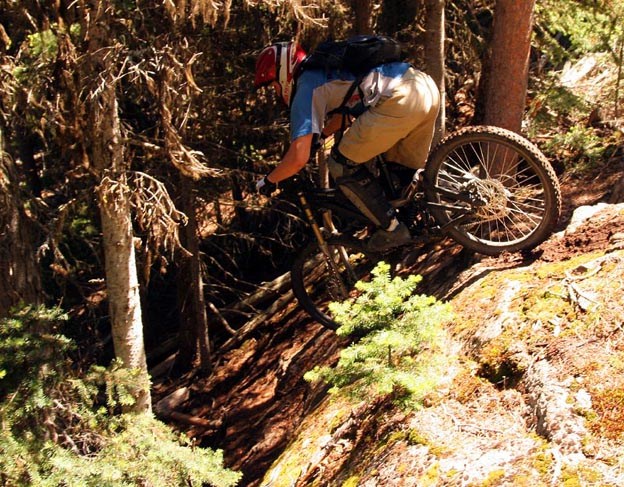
[291, 237, 379, 330]
[424, 126, 562, 255]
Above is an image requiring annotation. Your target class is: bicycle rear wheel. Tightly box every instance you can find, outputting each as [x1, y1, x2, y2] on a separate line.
[424, 126, 562, 255]
[291, 237, 379, 330]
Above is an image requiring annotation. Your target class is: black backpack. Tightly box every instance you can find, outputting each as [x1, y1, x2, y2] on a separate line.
[300, 35, 404, 76]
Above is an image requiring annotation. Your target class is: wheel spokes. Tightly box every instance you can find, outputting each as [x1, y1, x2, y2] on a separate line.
[434, 139, 548, 245]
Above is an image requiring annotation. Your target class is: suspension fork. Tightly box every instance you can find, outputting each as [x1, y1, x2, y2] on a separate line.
[297, 191, 356, 291]
[298, 190, 327, 245]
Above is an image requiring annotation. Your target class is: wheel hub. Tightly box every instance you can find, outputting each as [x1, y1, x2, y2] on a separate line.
[464, 178, 510, 220]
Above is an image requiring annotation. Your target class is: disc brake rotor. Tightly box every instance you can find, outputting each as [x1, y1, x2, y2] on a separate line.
[465, 178, 511, 220]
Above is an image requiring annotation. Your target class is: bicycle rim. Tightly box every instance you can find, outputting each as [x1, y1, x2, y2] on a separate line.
[291, 238, 378, 330]
[425, 126, 561, 255]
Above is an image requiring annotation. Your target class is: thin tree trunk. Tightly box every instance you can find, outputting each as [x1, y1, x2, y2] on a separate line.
[94, 93, 151, 413]
[615, 36, 623, 118]
[82, 0, 151, 413]
[482, 0, 536, 132]
[351, 0, 373, 35]
[424, 0, 446, 145]
[0, 127, 42, 317]
[15, 91, 42, 198]
[176, 176, 212, 375]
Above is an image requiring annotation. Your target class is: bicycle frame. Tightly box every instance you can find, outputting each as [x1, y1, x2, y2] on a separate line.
[295, 154, 428, 243]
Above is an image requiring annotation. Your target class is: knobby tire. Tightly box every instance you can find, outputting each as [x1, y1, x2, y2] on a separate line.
[290, 237, 378, 330]
[424, 126, 562, 255]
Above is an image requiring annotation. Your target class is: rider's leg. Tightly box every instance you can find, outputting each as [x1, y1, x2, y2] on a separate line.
[383, 89, 439, 169]
[339, 68, 440, 170]
[327, 148, 394, 228]
[328, 148, 411, 251]
[326, 68, 440, 250]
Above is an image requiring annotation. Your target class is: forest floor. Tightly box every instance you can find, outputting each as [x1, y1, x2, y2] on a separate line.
[152, 152, 624, 486]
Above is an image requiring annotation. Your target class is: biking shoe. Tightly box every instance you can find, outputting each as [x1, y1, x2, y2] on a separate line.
[366, 223, 412, 252]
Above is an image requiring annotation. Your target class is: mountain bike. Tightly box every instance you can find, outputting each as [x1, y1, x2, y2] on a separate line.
[283, 125, 562, 330]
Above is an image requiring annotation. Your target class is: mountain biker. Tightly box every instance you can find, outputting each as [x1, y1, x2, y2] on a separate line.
[254, 40, 441, 251]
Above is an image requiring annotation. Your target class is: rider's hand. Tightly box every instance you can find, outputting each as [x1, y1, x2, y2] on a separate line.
[256, 175, 277, 196]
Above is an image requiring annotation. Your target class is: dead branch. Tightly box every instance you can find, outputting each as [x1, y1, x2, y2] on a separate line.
[222, 270, 294, 318]
[221, 288, 298, 353]
[220, 258, 330, 351]
[207, 301, 237, 335]
[258, 0, 331, 27]
[97, 174, 130, 216]
[148, 271, 296, 379]
[129, 171, 189, 256]
[156, 53, 220, 180]
[163, 0, 223, 27]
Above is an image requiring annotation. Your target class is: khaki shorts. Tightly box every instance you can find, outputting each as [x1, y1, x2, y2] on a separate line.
[338, 67, 440, 169]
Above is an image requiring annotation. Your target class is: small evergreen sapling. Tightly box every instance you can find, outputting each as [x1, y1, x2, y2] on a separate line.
[305, 263, 453, 405]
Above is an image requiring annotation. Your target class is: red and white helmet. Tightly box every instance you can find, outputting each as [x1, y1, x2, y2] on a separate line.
[255, 42, 307, 105]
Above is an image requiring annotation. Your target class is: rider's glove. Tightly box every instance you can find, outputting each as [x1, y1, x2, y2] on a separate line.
[256, 175, 277, 196]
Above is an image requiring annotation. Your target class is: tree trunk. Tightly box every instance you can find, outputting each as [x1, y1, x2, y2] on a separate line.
[424, 0, 446, 145]
[378, 0, 418, 35]
[350, 0, 373, 35]
[481, 0, 536, 133]
[82, 1, 151, 413]
[94, 95, 151, 413]
[175, 176, 212, 375]
[0, 127, 42, 317]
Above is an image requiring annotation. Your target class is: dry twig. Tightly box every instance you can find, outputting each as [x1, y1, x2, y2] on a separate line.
[129, 171, 188, 255]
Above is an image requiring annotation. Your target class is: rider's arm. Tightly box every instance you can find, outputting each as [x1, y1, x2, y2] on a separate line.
[266, 133, 313, 183]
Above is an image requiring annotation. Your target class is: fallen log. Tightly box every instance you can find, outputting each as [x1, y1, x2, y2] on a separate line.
[154, 386, 190, 417]
[220, 289, 298, 353]
[169, 411, 223, 430]
[222, 271, 293, 320]
[220, 261, 331, 352]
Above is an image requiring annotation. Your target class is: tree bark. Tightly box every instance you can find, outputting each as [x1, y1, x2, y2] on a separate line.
[424, 0, 446, 145]
[378, 0, 418, 35]
[350, 0, 373, 35]
[481, 0, 536, 133]
[175, 176, 212, 375]
[94, 101, 151, 413]
[0, 128, 42, 317]
[82, 0, 151, 413]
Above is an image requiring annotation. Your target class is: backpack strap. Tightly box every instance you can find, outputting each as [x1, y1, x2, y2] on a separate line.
[327, 74, 365, 135]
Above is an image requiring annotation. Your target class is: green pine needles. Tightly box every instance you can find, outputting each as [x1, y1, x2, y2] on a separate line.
[0, 305, 241, 487]
[305, 263, 454, 406]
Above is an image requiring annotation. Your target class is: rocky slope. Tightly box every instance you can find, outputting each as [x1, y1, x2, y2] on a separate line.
[261, 200, 624, 486]
[150, 52, 624, 485]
